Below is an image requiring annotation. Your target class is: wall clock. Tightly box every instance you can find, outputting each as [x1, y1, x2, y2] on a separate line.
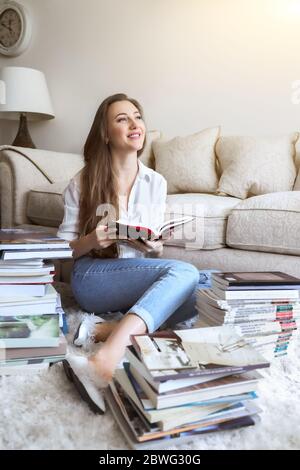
[0, 1, 32, 57]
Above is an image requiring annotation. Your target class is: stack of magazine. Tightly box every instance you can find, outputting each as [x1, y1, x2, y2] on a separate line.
[0, 228, 72, 375]
[106, 326, 270, 449]
[195, 271, 300, 360]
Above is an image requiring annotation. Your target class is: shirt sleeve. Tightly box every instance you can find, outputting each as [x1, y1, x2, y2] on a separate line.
[56, 179, 80, 241]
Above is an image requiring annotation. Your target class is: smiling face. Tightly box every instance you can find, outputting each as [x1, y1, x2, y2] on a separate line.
[106, 100, 146, 154]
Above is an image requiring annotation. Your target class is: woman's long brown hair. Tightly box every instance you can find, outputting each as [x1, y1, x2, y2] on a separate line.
[79, 93, 146, 258]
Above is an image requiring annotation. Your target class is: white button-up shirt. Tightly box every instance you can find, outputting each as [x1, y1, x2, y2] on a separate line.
[57, 160, 167, 258]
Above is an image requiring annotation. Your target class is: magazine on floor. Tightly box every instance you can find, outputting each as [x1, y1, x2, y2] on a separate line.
[130, 326, 270, 380]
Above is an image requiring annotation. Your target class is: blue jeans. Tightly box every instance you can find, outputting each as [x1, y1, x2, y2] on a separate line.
[71, 256, 215, 333]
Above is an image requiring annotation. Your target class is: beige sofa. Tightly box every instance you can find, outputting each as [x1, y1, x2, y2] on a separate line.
[1, 141, 300, 282]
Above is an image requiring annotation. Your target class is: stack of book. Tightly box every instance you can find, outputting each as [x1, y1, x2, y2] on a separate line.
[105, 326, 270, 449]
[0, 228, 72, 374]
[195, 271, 300, 360]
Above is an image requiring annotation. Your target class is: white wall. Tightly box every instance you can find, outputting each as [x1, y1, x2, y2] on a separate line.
[1, 0, 300, 153]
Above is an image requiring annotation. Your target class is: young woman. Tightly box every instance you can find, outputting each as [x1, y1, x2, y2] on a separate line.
[58, 93, 205, 413]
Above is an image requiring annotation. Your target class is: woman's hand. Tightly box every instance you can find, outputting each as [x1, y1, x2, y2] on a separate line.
[93, 224, 117, 249]
[143, 228, 174, 257]
[160, 228, 174, 243]
[143, 239, 164, 256]
[70, 225, 117, 260]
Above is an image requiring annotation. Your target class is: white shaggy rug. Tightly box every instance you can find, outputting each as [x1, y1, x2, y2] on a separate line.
[0, 282, 300, 450]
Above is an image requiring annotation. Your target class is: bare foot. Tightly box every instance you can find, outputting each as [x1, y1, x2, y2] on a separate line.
[93, 320, 119, 342]
[89, 345, 123, 383]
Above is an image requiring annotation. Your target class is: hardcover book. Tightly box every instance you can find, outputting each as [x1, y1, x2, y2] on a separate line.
[212, 271, 300, 287]
[125, 346, 235, 394]
[0, 283, 57, 305]
[1, 248, 72, 261]
[211, 285, 300, 300]
[0, 228, 70, 250]
[107, 216, 195, 242]
[105, 382, 258, 449]
[0, 283, 48, 297]
[114, 366, 258, 423]
[0, 334, 67, 361]
[0, 314, 60, 348]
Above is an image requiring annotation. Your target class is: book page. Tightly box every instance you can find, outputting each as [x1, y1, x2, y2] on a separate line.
[134, 336, 159, 356]
[175, 326, 234, 343]
[134, 336, 196, 371]
[176, 326, 268, 366]
[159, 216, 195, 237]
[182, 340, 266, 367]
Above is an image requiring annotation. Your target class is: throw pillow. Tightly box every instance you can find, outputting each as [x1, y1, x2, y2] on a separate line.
[216, 134, 299, 199]
[152, 127, 220, 194]
[27, 181, 67, 227]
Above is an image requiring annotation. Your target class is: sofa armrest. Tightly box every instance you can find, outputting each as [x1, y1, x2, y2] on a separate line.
[0, 145, 84, 227]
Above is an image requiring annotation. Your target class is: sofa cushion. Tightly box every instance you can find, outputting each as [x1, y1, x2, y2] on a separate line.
[27, 181, 68, 227]
[216, 134, 299, 199]
[165, 193, 240, 250]
[226, 192, 300, 255]
[152, 127, 220, 194]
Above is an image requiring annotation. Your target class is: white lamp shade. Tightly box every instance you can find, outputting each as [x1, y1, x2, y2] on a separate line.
[0, 66, 55, 121]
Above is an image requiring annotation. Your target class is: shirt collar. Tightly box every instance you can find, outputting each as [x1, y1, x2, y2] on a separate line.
[137, 159, 151, 182]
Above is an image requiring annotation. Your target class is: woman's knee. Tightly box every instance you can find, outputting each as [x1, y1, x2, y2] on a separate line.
[164, 260, 199, 285]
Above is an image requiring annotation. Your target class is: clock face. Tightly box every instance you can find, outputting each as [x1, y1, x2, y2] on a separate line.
[0, 8, 22, 48]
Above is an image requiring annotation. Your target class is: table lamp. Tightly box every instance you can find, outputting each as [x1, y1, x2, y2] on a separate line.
[0, 66, 55, 148]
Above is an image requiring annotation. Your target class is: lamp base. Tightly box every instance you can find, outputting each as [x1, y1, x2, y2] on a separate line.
[12, 113, 36, 149]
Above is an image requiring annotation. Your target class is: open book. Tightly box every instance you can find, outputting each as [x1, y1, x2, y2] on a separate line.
[107, 216, 195, 242]
[130, 326, 270, 379]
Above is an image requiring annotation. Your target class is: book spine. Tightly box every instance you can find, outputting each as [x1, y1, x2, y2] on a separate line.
[153, 362, 269, 383]
[196, 292, 300, 309]
[0, 338, 60, 348]
[221, 289, 300, 300]
[197, 301, 300, 315]
[0, 355, 65, 367]
[226, 305, 300, 315]
[223, 310, 300, 323]
[226, 321, 298, 337]
[0, 304, 57, 316]
[212, 279, 300, 291]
